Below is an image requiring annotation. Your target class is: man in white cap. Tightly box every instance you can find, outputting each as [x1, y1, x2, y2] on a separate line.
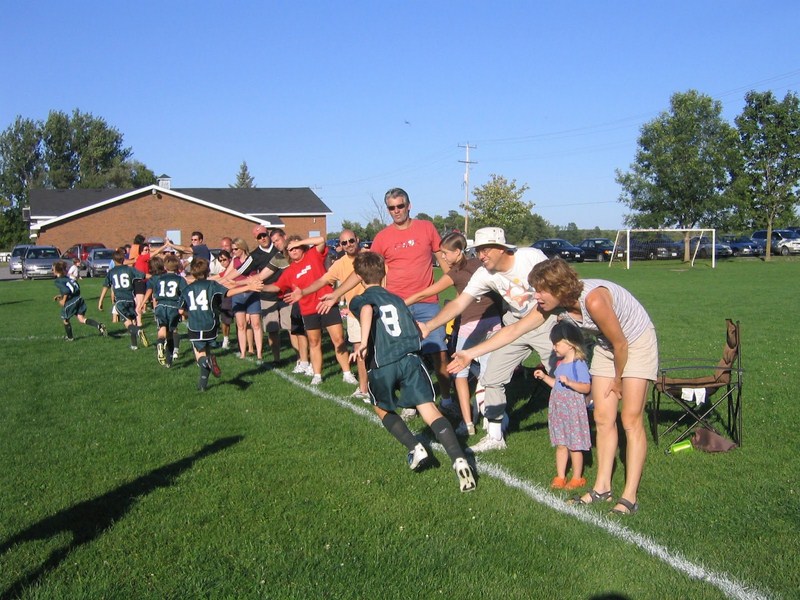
[418, 226, 557, 452]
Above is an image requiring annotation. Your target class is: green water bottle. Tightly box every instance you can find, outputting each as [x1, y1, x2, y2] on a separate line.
[667, 439, 694, 455]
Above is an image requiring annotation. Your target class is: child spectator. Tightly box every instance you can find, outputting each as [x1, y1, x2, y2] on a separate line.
[533, 320, 592, 490]
[349, 252, 476, 493]
[52, 260, 107, 340]
[143, 254, 187, 367]
[98, 249, 149, 350]
[180, 258, 262, 391]
[68, 258, 81, 280]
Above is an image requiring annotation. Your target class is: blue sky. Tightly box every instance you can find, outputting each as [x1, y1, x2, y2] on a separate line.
[2, 1, 798, 234]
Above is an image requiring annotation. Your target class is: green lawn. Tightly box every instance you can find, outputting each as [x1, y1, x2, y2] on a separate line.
[0, 259, 798, 599]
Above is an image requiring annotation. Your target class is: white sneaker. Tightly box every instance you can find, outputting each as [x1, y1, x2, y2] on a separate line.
[221, 337, 230, 349]
[310, 374, 322, 385]
[455, 421, 476, 437]
[407, 443, 429, 471]
[292, 361, 309, 374]
[304, 364, 315, 377]
[172, 349, 180, 360]
[400, 408, 418, 422]
[453, 457, 477, 492]
[342, 371, 358, 385]
[467, 434, 507, 453]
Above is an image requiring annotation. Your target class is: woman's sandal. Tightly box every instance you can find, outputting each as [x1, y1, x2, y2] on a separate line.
[567, 489, 612, 506]
[610, 497, 639, 516]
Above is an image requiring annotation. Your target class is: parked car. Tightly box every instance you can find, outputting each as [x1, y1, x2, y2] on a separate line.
[577, 238, 623, 262]
[85, 247, 116, 277]
[531, 239, 584, 262]
[689, 237, 733, 259]
[21, 246, 62, 279]
[61, 242, 106, 264]
[626, 235, 681, 260]
[751, 229, 800, 256]
[719, 235, 761, 257]
[9, 244, 33, 274]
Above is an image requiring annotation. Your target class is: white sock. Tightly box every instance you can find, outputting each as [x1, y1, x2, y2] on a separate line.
[487, 420, 504, 440]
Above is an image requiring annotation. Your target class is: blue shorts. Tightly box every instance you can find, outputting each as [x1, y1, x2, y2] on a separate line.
[231, 291, 260, 315]
[408, 302, 447, 354]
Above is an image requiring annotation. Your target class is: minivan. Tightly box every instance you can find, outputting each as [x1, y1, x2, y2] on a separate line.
[751, 229, 800, 255]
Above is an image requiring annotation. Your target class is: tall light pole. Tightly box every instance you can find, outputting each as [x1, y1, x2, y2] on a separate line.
[459, 143, 477, 237]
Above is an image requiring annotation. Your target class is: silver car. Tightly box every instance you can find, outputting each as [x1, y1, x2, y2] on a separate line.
[9, 244, 33, 274]
[85, 248, 115, 277]
[21, 246, 62, 279]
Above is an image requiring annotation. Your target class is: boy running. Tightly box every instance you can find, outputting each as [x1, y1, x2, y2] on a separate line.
[180, 258, 263, 391]
[98, 249, 149, 350]
[349, 252, 476, 492]
[52, 260, 107, 340]
[143, 254, 187, 367]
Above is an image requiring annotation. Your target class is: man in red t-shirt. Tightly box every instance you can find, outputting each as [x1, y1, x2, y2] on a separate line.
[319, 188, 452, 415]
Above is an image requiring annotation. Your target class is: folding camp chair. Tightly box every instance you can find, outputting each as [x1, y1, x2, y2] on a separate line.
[650, 319, 743, 447]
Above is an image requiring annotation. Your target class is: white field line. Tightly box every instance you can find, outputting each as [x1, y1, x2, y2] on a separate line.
[274, 370, 772, 600]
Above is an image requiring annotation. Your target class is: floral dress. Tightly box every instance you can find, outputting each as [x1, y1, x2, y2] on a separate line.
[548, 359, 591, 451]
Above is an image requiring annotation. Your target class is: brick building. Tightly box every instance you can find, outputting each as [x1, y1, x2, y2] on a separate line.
[28, 178, 332, 251]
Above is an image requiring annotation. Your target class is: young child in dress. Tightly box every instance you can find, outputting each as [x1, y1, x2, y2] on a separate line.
[349, 252, 476, 493]
[533, 320, 592, 490]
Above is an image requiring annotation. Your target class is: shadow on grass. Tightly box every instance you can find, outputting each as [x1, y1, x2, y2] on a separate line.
[0, 435, 244, 600]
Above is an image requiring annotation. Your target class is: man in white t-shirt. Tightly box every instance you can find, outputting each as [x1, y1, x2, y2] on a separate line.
[419, 227, 557, 452]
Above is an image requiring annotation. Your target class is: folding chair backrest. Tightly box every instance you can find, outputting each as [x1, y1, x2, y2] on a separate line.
[714, 319, 739, 384]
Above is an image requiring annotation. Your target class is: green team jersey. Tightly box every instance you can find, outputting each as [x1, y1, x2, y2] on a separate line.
[147, 272, 187, 308]
[180, 279, 228, 333]
[54, 276, 81, 300]
[104, 265, 145, 302]
[349, 285, 421, 369]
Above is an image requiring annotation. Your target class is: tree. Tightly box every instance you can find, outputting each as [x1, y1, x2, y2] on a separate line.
[616, 90, 740, 260]
[0, 117, 42, 245]
[467, 174, 537, 244]
[734, 90, 800, 259]
[231, 160, 256, 188]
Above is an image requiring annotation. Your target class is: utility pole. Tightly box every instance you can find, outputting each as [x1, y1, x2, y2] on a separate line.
[458, 143, 477, 237]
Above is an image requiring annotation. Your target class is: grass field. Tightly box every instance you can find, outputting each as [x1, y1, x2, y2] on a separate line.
[1, 259, 798, 599]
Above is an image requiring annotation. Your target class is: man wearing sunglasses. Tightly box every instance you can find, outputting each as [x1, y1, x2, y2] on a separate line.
[318, 188, 453, 418]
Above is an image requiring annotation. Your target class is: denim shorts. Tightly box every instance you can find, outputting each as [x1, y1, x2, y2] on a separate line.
[408, 302, 447, 353]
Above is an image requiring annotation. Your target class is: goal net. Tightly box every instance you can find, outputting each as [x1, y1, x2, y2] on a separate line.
[610, 229, 720, 268]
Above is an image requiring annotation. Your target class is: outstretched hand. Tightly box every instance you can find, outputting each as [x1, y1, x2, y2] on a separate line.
[317, 293, 336, 314]
[416, 321, 429, 339]
[286, 286, 303, 304]
[446, 351, 470, 374]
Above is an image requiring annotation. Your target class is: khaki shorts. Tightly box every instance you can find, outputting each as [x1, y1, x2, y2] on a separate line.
[261, 299, 291, 333]
[590, 325, 658, 381]
[346, 313, 362, 344]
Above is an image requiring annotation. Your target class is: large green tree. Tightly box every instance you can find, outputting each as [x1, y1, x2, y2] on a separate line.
[734, 90, 800, 258]
[0, 109, 155, 246]
[468, 174, 542, 244]
[616, 90, 739, 258]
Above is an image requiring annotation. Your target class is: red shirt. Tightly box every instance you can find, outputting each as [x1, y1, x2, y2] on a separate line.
[274, 247, 332, 316]
[370, 219, 441, 302]
[134, 252, 151, 274]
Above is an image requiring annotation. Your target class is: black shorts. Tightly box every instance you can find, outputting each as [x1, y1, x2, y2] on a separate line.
[134, 279, 147, 295]
[367, 353, 436, 412]
[290, 303, 305, 335]
[301, 306, 342, 331]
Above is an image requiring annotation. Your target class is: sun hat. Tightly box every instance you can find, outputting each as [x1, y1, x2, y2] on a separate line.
[471, 227, 516, 250]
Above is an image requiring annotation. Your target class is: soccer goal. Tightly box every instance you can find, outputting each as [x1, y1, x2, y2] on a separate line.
[610, 229, 720, 269]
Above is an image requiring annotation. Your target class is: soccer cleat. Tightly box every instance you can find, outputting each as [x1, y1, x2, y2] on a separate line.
[310, 374, 322, 385]
[137, 328, 150, 348]
[467, 434, 507, 453]
[342, 371, 358, 385]
[98, 323, 107, 337]
[453, 457, 477, 492]
[455, 421, 476, 437]
[172, 349, 180, 361]
[407, 443, 430, 471]
[130, 345, 138, 351]
[400, 408, 418, 422]
[208, 355, 221, 377]
[156, 343, 167, 366]
[64, 336, 74, 342]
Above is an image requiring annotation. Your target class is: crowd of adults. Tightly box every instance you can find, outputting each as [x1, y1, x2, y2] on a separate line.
[106, 186, 657, 514]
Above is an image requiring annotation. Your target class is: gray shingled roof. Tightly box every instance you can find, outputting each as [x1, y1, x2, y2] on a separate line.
[28, 187, 331, 218]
